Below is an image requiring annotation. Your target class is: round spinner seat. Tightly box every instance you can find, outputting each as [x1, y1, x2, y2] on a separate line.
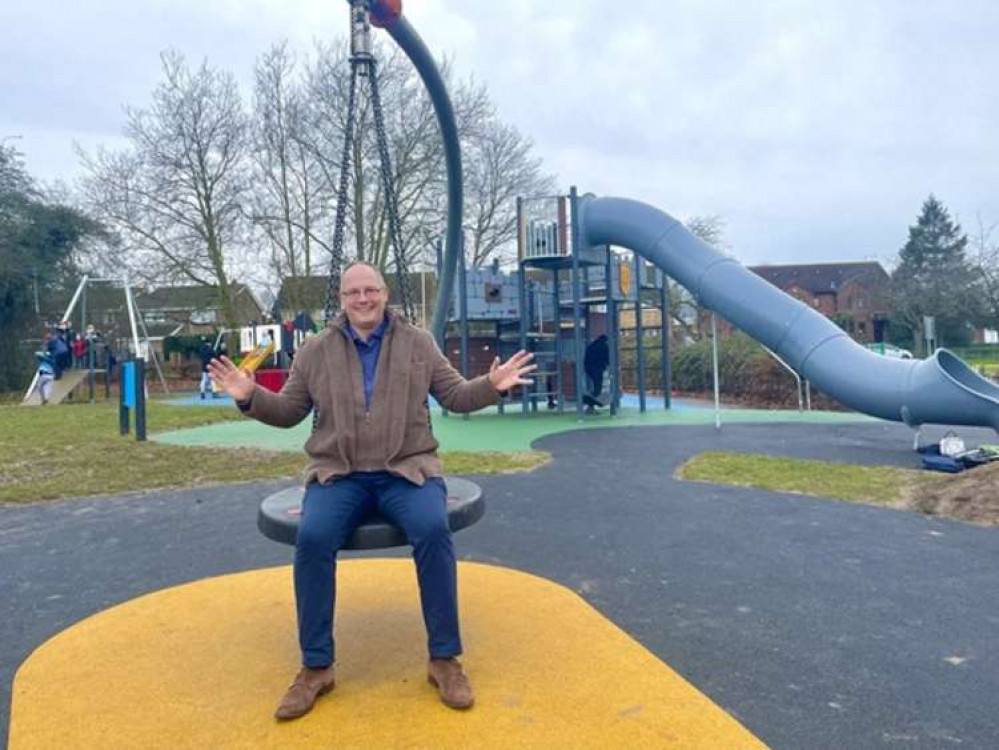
[257, 477, 484, 549]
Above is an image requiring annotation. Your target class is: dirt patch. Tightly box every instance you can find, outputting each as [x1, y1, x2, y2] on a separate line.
[908, 462, 999, 526]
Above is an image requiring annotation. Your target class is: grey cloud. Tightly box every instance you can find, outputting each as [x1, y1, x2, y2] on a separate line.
[4, 0, 998, 263]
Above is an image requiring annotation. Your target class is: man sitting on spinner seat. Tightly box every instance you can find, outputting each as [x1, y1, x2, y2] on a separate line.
[208, 261, 535, 720]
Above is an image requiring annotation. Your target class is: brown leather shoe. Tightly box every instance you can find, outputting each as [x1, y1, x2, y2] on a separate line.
[274, 665, 336, 720]
[427, 657, 474, 709]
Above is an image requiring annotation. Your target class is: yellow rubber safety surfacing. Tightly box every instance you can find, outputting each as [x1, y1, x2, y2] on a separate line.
[10, 560, 766, 749]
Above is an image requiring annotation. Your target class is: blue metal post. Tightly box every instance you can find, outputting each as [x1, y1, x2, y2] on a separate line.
[712, 313, 721, 430]
[606, 246, 618, 416]
[135, 357, 147, 441]
[553, 267, 563, 412]
[569, 187, 585, 420]
[459, 235, 470, 421]
[660, 272, 671, 409]
[519, 264, 529, 415]
[436, 237, 449, 418]
[634, 252, 647, 413]
[434, 238, 445, 351]
[609, 297, 620, 415]
[496, 317, 505, 415]
[119, 356, 131, 435]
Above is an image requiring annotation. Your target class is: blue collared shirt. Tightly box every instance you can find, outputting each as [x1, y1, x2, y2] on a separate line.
[347, 315, 389, 409]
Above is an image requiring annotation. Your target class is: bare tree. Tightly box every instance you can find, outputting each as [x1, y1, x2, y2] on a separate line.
[685, 215, 727, 251]
[464, 104, 557, 267]
[299, 41, 451, 275]
[668, 215, 727, 341]
[78, 50, 250, 327]
[72, 35, 559, 327]
[249, 42, 330, 314]
[298, 41, 544, 280]
[970, 215, 999, 333]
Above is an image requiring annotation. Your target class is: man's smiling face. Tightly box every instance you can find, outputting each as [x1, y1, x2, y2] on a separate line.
[340, 263, 388, 333]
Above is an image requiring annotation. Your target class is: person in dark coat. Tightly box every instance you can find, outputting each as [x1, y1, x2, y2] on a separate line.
[197, 337, 215, 400]
[583, 334, 610, 411]
[55, 322, 74, 371]
[47, 329, 69, 379]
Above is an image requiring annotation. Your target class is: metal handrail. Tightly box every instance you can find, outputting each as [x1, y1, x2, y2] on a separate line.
[762, 345, 808, 412]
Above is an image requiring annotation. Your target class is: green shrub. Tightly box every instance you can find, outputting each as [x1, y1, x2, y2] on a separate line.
[619, 332, 772, 394]
[949, 344, 999, 363]
[618, 331, 828, 407]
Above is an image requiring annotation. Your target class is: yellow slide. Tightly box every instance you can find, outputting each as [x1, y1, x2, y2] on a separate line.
[212, 341, 275, 395]
[238, 341, 276, 374]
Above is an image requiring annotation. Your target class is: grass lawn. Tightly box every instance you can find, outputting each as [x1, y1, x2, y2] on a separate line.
[678, 451, 946, 507]
[0, 401, 547, 504]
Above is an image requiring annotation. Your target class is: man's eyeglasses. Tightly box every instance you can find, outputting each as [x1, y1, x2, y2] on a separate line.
[341, 286, 385, 299]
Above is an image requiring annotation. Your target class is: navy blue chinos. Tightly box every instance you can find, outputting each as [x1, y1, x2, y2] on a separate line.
[295, 318, 462, 668]
[295, 473, 459, 667]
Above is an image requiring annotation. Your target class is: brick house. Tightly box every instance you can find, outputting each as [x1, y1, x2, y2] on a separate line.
[35, 281, 266, 366]
[706, 262, 890, 342]
[134, 284, 266, 336]
[749, 262, 890, 342]
[135, 284, 269, 370]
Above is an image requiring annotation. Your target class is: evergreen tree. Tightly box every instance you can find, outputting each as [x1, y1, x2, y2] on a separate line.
[889, 195, 977, 353]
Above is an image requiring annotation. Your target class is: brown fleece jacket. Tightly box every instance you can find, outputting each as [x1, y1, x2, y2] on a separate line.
[241, 311, 499, 486]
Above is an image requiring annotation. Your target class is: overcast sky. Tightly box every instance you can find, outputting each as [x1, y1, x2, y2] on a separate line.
[3, 0, 997, 266]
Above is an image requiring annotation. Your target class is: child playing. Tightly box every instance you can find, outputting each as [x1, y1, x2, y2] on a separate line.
[34, 351, 56, 405]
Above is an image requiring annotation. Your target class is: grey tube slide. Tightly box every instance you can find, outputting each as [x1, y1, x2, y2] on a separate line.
[580, 196, 999, 432]
[383, 14, 462, 345]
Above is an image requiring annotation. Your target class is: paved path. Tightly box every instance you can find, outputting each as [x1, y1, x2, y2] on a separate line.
[2, 422, 997, 748]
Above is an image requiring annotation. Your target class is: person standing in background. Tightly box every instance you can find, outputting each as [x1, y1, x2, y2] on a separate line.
[71, 334, 87, 368]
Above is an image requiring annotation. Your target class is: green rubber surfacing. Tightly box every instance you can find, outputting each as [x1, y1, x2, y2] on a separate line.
[152, 404, 878, 454]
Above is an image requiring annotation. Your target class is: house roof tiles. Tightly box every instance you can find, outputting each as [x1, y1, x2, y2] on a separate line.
[748, 261, 888, 295]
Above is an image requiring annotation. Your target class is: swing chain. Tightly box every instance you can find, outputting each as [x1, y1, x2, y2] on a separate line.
[368, 64, 416, 320]
[323, 0, 415, 324]
[323, 64, 360, 326]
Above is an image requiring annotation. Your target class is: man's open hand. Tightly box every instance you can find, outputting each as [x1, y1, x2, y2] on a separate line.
[206, 356, 255, 402]
[488, 350, 536, 392]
